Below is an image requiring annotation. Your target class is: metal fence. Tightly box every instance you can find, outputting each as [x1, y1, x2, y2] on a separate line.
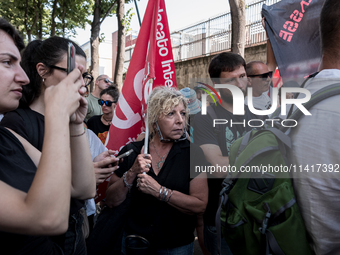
[171, 0, 281, 62]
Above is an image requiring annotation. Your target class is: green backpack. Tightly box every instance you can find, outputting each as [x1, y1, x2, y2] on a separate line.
[215, 83, 340, 255]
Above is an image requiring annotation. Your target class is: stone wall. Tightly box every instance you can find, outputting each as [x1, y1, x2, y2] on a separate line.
[174, 43, 267, 90]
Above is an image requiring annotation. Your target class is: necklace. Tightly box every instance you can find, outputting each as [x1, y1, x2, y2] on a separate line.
[152, 141, 169, 170]
[102, 115, 112, 125]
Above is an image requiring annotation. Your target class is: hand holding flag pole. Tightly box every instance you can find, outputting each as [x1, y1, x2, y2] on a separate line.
[96, 0, 177, 203]
[143, 79, 153, 173]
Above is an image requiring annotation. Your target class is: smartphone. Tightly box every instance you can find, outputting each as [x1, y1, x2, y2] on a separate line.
[116, 149, 134, 159]
[67, 42, 76, 74]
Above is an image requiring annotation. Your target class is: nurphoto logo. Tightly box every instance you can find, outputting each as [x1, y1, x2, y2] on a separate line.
[197, 82, 312, 128]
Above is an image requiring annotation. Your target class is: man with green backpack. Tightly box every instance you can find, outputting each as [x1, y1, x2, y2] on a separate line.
[213, 1, 340, 254]
[193, 52, 262, 255]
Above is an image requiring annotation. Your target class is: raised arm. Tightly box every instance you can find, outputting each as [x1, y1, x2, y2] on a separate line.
[0, 68, 88, 235]
[69, 119, 96, 199]
[262, 16, 277, 72]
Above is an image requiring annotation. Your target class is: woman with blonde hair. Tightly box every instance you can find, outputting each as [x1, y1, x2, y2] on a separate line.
[105, 86, 208, 255]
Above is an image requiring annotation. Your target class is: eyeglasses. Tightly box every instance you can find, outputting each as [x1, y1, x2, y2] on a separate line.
[49, 65, 94, 86]
[99, 78, 113, 84]
[98, 99, 115, 107]
[248, 71, 273, 79]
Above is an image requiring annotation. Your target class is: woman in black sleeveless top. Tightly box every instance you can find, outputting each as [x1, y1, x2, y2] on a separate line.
[0, 18, 95, 254]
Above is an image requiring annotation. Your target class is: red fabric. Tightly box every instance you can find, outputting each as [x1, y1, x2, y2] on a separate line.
[95, 0, 176, 203]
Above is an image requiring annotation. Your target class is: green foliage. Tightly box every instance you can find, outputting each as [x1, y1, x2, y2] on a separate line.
[0, 0, 93, 41]
[99, 32, 105, 43]
[0, 0, 137, 42]
[123, 7, 135, 32]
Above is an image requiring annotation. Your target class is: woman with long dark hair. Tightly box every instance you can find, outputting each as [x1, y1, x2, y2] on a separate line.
[1, 35, 96, 254]
[0, 18, 94, 254]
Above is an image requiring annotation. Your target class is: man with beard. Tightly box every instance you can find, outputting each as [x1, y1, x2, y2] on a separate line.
[193, 52, 260, 255]
[245, 61, 273, 110]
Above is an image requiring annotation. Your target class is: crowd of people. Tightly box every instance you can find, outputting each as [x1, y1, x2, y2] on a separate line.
[0, 0, 339, 254]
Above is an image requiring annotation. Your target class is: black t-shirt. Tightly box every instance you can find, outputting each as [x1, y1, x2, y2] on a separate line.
[87, 115, 110, 144]
[1, 109, 45, 150]
[193, 104, 259, 226]
[114, 139, 208, 249]
[0, 126, 62, 255]
[1, 109, 84, 211]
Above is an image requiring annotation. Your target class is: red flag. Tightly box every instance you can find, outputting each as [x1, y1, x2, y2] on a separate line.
[95, 0, 176, 203]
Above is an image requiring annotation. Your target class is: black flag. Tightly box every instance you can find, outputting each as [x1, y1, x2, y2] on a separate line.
[262, 0, 325, 81]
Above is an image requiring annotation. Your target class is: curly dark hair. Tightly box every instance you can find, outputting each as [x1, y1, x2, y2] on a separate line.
[100, 86, 120, 103]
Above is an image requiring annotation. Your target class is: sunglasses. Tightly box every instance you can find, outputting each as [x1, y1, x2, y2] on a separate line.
[99, 78, 113, 84]
[49, 65, 94, 86]
[248, 71, 273, 79]
[98, 99, 115, 107]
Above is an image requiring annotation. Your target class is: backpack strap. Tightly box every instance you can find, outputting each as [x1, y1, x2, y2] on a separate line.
[282, 82, 340, 132]
[216, 178, 234, 255]
[13, 108, 40, 149]
[285, 72, 319, 120]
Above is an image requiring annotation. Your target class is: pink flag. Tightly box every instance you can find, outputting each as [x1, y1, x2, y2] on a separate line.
[95, 0, 176, 203]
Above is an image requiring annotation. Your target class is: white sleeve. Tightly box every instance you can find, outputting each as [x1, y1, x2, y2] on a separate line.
[86, 128, 108, 160]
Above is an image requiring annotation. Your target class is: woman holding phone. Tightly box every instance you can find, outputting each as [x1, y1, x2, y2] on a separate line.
[0, 18, 94, 254]
[1, 36, 97, 255]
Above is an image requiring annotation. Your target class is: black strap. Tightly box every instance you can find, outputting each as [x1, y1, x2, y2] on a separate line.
[216, 192, 229, 255]
[13, 108, 40, 149]
[272, 198, 296, 219]
[265, 229, 285, 255]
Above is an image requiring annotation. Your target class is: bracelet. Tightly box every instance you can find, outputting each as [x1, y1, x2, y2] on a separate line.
[123, 171, 133, 191]
[162, 187, 169, 201]
[166, 190, 173, 202]
[159, 186, 163, 200]
[70, 128, 86, 137]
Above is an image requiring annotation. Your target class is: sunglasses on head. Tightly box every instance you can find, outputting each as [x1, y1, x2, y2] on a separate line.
[248, 71, 273, 79]
[98, 99, 115, 107]
[49, 65, 94, 86]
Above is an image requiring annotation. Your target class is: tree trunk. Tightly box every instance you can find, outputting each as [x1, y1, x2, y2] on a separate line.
[51, 0, 58, 36]
[37, 0, 43, 39]
[24, 0, 38, 43]
[90, 0, 101, 92]
[229, 0, 246, 57]
[62, 0, 66, 37]
[114, 0, 125, 90]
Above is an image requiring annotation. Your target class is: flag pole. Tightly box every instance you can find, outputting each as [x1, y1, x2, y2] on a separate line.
[144, 79, 153, 155]
[134, 0, 142, 27]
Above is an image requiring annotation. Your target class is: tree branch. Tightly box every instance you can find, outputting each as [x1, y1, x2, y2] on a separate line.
[99, 0, 117, 25]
